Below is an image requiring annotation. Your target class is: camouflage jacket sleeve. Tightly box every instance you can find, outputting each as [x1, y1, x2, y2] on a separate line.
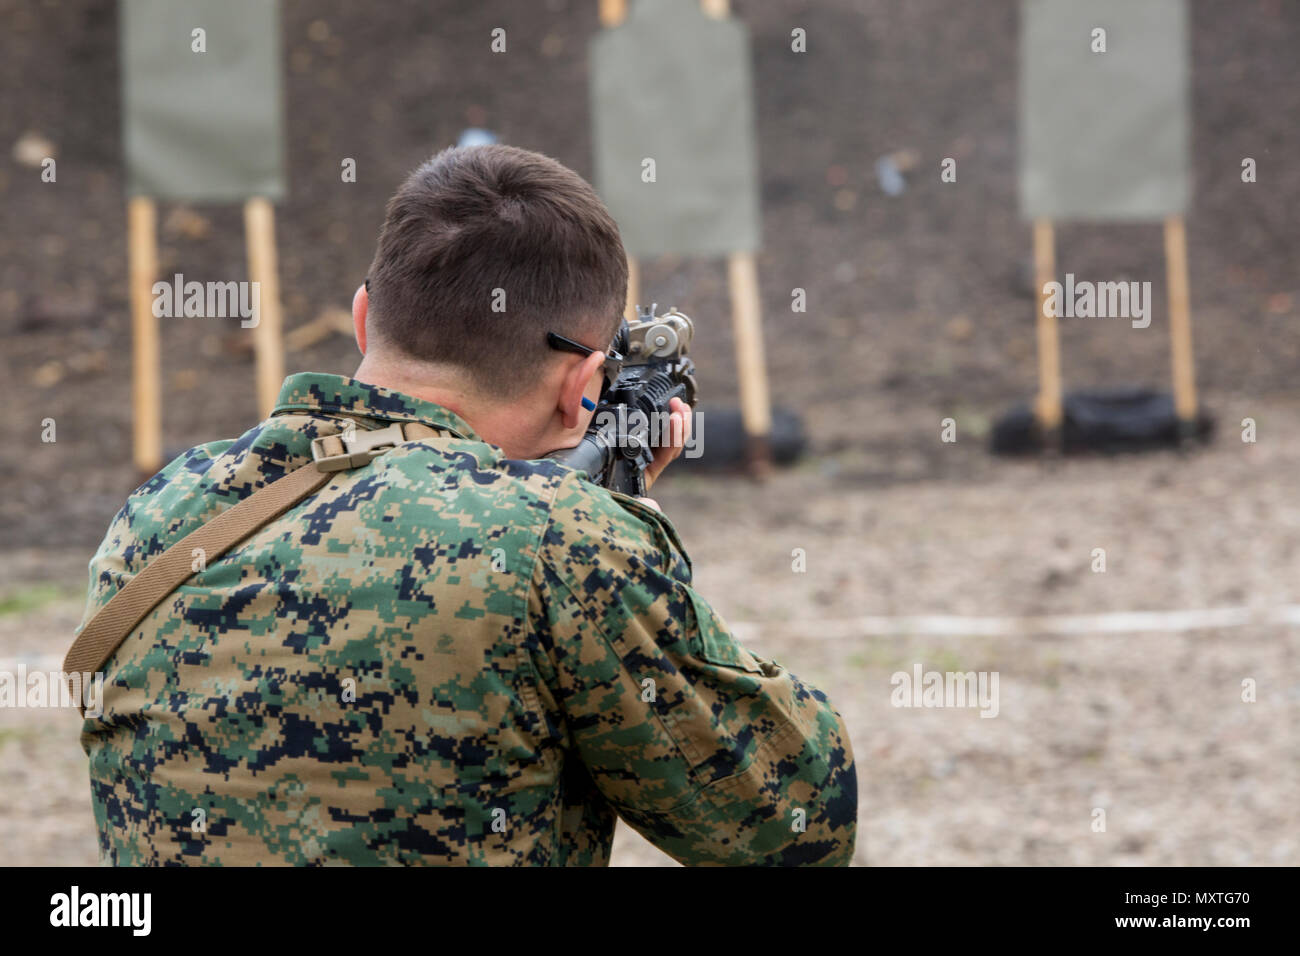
[527, 471, 858, 865]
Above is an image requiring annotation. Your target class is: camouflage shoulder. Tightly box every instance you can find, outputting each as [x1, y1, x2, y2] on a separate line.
[105, 438, 239, 554]
[541, 466, 694, 587]
[80, 437, 239, 629]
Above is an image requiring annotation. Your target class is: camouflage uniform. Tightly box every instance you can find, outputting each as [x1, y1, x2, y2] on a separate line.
[77, 373, 857, 865]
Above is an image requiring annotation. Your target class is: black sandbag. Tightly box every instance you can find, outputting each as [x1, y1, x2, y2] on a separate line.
[991, 386, 1214, 454]
[677, 405, 806, 471]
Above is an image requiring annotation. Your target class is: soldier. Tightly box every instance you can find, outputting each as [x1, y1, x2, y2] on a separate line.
[73, 145, 857, 865]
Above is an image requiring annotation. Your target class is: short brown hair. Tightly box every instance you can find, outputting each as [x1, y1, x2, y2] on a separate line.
[365, 145, 627, 396]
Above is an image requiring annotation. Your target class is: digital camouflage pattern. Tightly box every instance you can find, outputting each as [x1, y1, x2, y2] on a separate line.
[77, 372, 857, 865]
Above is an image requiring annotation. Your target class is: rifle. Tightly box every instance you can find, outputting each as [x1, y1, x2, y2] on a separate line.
[546, 305, 698, 496]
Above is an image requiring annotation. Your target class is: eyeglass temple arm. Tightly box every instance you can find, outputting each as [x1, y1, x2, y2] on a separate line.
[546, 332, 594, 356]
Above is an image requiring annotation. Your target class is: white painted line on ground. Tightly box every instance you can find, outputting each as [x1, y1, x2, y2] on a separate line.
[731, 605, 1300, 639]
[0, 654, 68, 673]
[3, 604, 1298, 675]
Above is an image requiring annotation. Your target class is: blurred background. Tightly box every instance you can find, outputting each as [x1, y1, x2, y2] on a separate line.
[1, 0, 1297, 866]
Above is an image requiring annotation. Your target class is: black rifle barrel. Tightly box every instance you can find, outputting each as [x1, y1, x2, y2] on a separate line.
[546, 427, 618, 483]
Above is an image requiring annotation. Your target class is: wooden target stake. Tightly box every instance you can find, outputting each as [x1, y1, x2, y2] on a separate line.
[598, 0, 626, 27]
[1163, 214, 1198, 432]
[1032, 217, 1063, 447]
[624, 255, 640, 321]
[128, 196, 162, 474]
[727, 250, 773, 464]
[244, 197, 286, 418]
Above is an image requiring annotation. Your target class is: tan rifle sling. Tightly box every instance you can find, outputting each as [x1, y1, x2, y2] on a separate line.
[63, 421, 441, 709]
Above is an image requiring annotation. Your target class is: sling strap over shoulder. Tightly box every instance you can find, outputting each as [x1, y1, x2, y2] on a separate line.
[63, 421, 441, 690]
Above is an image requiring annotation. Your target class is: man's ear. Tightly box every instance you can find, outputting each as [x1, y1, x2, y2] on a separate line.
[352, 282, 369, 354]
[559, 349, 606, 430]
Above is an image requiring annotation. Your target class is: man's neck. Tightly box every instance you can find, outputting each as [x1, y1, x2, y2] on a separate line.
[353, 354, 547, 459]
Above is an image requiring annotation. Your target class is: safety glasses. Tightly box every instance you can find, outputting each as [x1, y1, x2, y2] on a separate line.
[546, 330, 625, 396]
